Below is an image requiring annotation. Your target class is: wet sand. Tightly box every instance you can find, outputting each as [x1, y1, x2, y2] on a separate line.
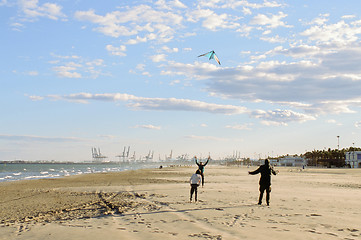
[1, 165, 361, 239]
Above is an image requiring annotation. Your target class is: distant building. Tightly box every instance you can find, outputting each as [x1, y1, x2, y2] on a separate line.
[269, 158, 278, 166]
[278, 156, 305, 167]
[345, 151, 361, 168]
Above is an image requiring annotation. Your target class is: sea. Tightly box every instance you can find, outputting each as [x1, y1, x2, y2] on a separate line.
[0, 162, 167, 183]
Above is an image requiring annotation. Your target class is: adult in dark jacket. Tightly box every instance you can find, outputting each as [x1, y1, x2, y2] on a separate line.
[249, 159, 277, 206]
[195, 156, 210, 187]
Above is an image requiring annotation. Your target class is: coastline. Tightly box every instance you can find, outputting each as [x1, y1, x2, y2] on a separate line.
[0, 161, 168, 182]
[1, 165, 361, 239]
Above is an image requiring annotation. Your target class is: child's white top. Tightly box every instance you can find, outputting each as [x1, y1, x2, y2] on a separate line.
[190, 173, 202, 185]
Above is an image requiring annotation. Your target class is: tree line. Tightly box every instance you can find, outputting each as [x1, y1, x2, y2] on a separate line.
[301, 147, 361, 168]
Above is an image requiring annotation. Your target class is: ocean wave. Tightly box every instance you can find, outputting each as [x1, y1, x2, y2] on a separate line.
[0, 162, 163, 182]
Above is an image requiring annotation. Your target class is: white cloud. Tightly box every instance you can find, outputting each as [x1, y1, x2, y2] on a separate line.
[136, 64, 146, 71]
[130, 64, 151, 76]
[326, 119, 337, 124]
[260, 35, 287, 43]
[27, 71, 38, 76]
[33, 92, 248, 115]
[74, 5, 183, 43]
[198, 0, 283, 9]
[187, 9, 240, 31]
[308, 14, 329, 25]
[163, 32, 361, 117]
[155, 0, 187, 9]
[10, 22, 24, 31]
[86, 59, 104, 66]
[242, 7, 252, 15]
[250, 12, 292, 29]
[32, 92, 319, 125]
[169, 79, 180, 85]
[225, 123, 253, 130]
[126, 35, 148, 45]
[53, 61, 82, 76]
[18, 0, 66, 21]
[133, 124, 161, 130]
[50, 55, 105, 79]
[127, 97, 247, 115]
[236, 24, 253, 37]
[106, 44, 127, 56]
[271, 45, 320, 58]
[50, 53, 80, 59]
[151, 54, 167, 62]
[162, 46, 179, 53]
[28, 95, 44, 101]
[250, 109, 316, 126]
[52, 65, 82, 78]
[326, 119, 343, 126]
[301, 20, 361, 45]
[342, 15, 356, 19]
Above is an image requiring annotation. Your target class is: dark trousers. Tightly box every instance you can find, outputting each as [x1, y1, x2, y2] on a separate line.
[190, 184, 199, 201]
[200, 172, 204, 186]
[259, 185, 271, 205]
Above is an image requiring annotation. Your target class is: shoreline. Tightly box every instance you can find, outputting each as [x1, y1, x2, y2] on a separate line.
[0, 161, 174, 183]
[1, 165, 361, 239]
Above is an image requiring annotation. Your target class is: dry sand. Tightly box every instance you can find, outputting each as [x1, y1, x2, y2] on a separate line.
[0, 165, 361, 240]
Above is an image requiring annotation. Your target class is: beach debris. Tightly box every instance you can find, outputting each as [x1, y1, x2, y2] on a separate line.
[198, 50, 221, 65]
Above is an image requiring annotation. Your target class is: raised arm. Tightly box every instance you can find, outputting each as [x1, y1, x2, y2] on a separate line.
[204, 156, 210, 166]
[194, 156, 200, 166]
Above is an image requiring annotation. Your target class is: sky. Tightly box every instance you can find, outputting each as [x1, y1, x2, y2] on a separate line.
[1, 0, 361, 162]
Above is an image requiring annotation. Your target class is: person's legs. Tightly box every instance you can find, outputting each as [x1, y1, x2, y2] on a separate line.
[258, 186, 265, 204]
[190, 185, 195, 201]
[266, 186, 271, 206]
[194, 186, 198, 201]
[201, 173, 205, 186]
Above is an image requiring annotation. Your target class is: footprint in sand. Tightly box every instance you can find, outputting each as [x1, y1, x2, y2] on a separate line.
[307, 213, 322, 217]
[267, 219, 278, 224]
[307, 229, 322, 235]
[325, 232, 338, 237]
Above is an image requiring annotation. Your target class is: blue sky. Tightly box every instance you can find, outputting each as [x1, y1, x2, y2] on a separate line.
[1, 0, 361, 162]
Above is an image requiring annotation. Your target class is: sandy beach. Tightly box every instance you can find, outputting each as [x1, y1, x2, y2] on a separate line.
[1, 165, 361, 240]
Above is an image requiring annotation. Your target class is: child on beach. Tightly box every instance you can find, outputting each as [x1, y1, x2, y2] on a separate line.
[195, 156, 210, 187]
[190, 169, 202, 202]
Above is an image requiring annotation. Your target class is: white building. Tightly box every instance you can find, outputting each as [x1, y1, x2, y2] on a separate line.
[278, 156, 305, 167]
[269, 158, 278, 166]
[345, 151, 361, 168]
